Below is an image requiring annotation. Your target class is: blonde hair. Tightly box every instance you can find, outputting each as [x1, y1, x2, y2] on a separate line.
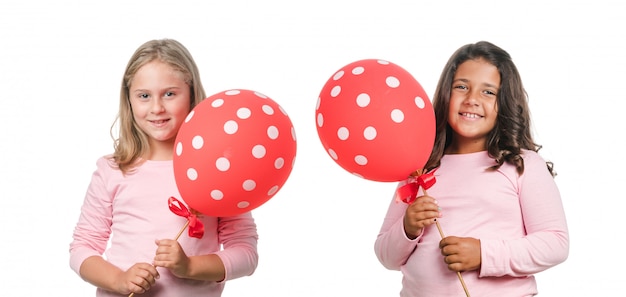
[111, 39, 206, 173]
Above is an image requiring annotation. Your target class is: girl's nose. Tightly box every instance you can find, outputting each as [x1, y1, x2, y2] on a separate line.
[151, 99, 165, 113]
[464, 90, 480, 106]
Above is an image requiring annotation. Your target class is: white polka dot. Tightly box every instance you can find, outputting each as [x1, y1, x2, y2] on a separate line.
[185, 110, 195, 122]
[274, 157, 285, 169]
[237, 107, 251, 119]
[225, 90, 240, 95]
[315, 97, 321, 110]
[352, 66, 365, 75]
[268, 185, 279, 196]
[216, 157, 230, 171]
[252, 145, 266, 158]
[337, 127, 349, 140]
[352, 172, 364, 179]
[267, 126, 279, 139]
[254, 91, 268, 98]
[415, 96, 426, 109]
[391, 109, 405, 123]
[192, 135, 204, 149]
[386, 76, 400, 88]
[175, 142, 183, 156]
[237, 201, 250, 208]
[243, 180, 256, 191]
[224, 120, 238, 134]
[291, 126, 297, 141]
[355, 155, 368, 165]
[211, 99, 224, 107]
[211, 190, 223, 200]
[356, 93, 370, 107]
[316, 113, 324, 127]
[328, 148, 338, 160]
[364, 126, 377, 140]
[331, 85, 341, 97]
[187, 168, 198, 180]
[377, 60, 390, 65]
[262, 105, 274, 115]
[333, 70, 345, 80]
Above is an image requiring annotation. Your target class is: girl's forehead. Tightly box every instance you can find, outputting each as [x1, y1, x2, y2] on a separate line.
[130, 61, 187, 89]
[454, 59, 500, 85]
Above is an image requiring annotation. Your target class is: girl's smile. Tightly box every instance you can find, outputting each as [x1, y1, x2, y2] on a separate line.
[129, 60, 191, 159]
[458, 112, 483, 119]
[446, 58, 500, 154]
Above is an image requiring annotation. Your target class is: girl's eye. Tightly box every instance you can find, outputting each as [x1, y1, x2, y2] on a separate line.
[165, 92, 175, 97]
[484, 90, 497, 96]
[453, 85, 467, 90]
[139, 93, 149, 99]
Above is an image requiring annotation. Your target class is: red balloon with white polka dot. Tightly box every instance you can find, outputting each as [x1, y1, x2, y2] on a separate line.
[174, 89, 297, 217]
[315, 59, 435, 182]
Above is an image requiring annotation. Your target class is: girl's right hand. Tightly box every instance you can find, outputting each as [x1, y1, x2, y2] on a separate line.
[403, 195, 441, 239]
[116, 262, 159, 295]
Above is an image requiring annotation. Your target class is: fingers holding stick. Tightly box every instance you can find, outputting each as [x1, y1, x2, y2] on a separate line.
[417, 173, 470, 297]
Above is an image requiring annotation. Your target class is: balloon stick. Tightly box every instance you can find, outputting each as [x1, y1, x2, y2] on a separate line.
[431, 214, 470, 297]
[416, 170, 470, 297]
[129, 198, 199, 297]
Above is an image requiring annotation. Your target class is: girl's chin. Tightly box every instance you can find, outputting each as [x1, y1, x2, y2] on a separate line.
[149, 134, 177, 144]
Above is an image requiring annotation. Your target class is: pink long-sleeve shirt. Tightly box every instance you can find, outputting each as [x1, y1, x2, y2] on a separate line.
[374, 150, 569, 297]
[70, 156, 259, 296]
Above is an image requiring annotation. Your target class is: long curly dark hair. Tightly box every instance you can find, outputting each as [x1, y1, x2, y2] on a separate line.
[424, 41, 555, 177]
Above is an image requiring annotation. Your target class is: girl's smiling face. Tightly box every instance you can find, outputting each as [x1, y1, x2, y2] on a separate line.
[446, 58, 500, 154]
[129, 60, 191, 159]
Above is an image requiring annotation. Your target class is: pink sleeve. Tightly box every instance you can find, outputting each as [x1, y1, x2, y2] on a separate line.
[480, 152, 569, 277]
[374, 188, 420, 270]
[69, 157, 114, 275]
[214, 212, 259, 281]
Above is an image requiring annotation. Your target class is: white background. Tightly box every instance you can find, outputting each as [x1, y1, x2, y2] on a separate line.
[1, 0, 623, 296]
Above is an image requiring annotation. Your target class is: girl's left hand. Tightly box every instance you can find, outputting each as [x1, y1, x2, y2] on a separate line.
[153, 239, 190, 278]
[439, 236, 481, 272]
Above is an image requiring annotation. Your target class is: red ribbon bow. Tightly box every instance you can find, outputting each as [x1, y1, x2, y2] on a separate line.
[168, 197, 204, 239]
[396, 170, 437, 204]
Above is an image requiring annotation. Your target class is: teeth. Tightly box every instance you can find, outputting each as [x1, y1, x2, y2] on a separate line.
[461, 113, 480, 118]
